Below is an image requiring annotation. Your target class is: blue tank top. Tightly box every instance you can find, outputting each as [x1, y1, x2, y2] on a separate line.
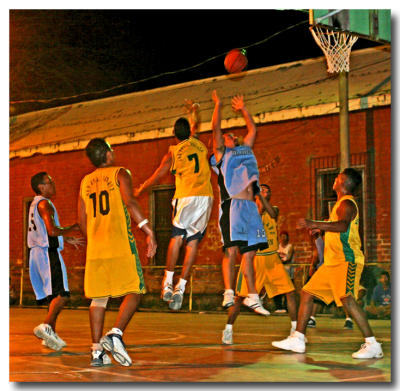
[27, 196, 64, 250]
[210, 145, 260, 201]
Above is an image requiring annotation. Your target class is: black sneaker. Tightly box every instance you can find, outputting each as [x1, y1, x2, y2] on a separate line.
[307, 318, 316, 328]
[343, 319, 353, 329]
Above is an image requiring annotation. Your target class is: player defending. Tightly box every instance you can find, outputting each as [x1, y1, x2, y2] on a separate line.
[222, 184, 298, 344]
[135, 101, 213, 310]
[272, 168, 383, 359]
[78, 138, 157, 367]
[28, 172, 83, 351]
[210, 90, 269, 315]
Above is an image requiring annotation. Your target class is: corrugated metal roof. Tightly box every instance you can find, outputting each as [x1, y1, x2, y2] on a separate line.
[10, 45, 391, 158]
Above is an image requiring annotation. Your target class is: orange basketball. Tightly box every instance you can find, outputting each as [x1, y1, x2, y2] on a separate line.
[224, 48, 248, 74]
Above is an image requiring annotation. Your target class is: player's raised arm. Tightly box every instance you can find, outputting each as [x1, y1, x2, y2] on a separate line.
[184, 99, 201, 137]
[211, 90, 225, 161]
[231, 95, 257, 148]
[134, 151, 172, 197]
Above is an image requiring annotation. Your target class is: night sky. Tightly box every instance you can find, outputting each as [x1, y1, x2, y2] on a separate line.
[10, 9, 381, 114]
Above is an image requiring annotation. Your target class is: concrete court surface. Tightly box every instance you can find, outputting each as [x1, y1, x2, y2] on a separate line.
[9, 307, 391, 383]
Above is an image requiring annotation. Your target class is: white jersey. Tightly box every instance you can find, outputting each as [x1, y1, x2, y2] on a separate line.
[27, 195, 64, 250]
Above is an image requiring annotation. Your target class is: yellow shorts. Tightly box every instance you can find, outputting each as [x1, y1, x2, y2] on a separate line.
[236, 252, 294, 298]
[84, 253, 146, 299]
[303, 262, 363, 307]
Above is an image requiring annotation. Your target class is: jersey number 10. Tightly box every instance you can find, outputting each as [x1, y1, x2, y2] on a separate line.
[89, 190, 110, 217]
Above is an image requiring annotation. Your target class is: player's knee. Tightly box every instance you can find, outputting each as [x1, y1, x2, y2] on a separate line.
[90, 297, 109, 308]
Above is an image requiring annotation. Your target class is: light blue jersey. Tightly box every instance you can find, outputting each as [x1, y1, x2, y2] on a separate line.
[28, 196, 64, 250]
[210, 145, 260, 201]
[27, 196, 68, 300]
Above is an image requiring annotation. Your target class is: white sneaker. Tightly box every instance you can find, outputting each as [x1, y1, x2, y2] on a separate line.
[243, 297, 270, 316]
[222, 329, 233, 345]
[222, 290, 234, 308]
[33, 323, 62, 351]
[352, 342, 384, 359]
[169, 287, 184, 310]
[272, 334, 306, 353]
[91, 349, 112, 367]
[161, 283, 173, 302]
[54, 332, 67, 348]
[100, 333, 132, 367]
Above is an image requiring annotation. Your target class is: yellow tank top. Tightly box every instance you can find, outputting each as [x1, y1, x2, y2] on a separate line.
[257, 211, 278, 255]
[80, 166, 139, 261]
[169, 137, 213, 199]
[324, 195, 364, 266]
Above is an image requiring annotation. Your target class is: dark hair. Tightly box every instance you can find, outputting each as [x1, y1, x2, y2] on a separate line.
[343, 168, 362, 193]
[173, 118, 191, 141]
[280, 230, 289, 239]
[380, 270, 390, 280]
[31, 172, 48, 195]
[86, 138, 112, 167]
[260, 184, 271, 191]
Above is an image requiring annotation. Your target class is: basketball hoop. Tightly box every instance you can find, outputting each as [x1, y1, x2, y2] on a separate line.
[310, 26, 358, 73]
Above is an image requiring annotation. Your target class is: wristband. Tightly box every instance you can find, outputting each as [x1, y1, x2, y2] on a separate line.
[138, 219, 149, 229]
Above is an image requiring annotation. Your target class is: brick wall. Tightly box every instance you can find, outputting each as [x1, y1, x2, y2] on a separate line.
[10, 106, 391, 302]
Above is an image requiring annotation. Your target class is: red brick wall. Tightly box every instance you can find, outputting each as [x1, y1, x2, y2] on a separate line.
[10, 106, 391, 297]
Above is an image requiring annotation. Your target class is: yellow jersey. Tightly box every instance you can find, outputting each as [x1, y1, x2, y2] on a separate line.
[324, 195, 364, 266]
[80, 166, 141, 262]
[256, 210, 278, 255]
[169, 137, 213, 199]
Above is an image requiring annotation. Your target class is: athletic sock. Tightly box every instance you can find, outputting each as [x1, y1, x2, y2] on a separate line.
[365, 336, 377, 344]
[225, 324, 233, 331]
[291, 320, 297, 329]
[164, 271, 174, 286]
[92, 343, 102, 351]
[293, 331, 305, 340]
[310, 316, 316, 321]
[346, 317, 352, 321]
[110, 327, 123, 336]
[248, 293, 259, 300]
[177, 278, 187, 291]
[225, 289, 234, 295]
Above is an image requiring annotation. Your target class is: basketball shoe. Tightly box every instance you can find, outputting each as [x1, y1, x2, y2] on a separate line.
[100, 332, 132, 367]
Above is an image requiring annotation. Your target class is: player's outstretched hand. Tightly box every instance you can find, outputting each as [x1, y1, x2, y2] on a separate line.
[212, 90, 220, 105]
[146, 233, 157, 258]
[231, 94, 245, 111]
[65, 236, 86, 249]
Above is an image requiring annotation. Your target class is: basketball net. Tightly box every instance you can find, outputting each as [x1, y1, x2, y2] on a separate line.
[310, 26, 358, 73]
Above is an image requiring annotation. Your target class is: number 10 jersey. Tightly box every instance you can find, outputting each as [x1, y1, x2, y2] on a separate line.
[80, 166, 139, 261]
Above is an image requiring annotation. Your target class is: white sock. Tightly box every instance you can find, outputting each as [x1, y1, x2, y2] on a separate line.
[291, 320, 297, 329]
[109, 327, 123, 336]
[164, 271, 174, 285]
[365, 336, 377, 344]
[92, 343, 102, 351]
[225, 324, 233, 331]
[177, 278, 187, 291]
[225, 289, 234, 295]
[248, 293, 259, 300]
[310, 316, 316, 321]
[346, 317, 352, 321]
[293, 331, 305, 340]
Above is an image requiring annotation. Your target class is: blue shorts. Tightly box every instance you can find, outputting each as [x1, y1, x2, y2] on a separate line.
[219, 199, 269, 254]
[29, 247, 70, 303]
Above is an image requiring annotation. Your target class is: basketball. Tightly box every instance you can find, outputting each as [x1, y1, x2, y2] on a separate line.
[224, 48, 248, 74]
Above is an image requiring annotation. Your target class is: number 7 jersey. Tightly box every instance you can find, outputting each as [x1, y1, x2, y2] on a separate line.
[80, 166, 139, 261]
[169, 137, 213, 199]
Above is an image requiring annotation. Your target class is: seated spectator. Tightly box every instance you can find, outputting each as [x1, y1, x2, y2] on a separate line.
[365, 271, 391, 319]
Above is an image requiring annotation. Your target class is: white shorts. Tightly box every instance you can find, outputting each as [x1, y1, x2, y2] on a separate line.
[171, 196, 213, 242]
